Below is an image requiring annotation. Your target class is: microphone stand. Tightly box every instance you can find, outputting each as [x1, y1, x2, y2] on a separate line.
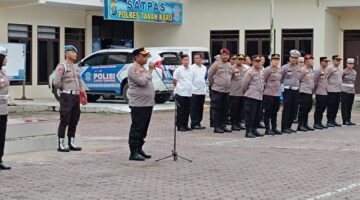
[153, 67, 192, 162]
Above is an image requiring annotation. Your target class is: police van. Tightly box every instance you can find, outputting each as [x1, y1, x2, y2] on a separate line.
[48, 48, 182, 103]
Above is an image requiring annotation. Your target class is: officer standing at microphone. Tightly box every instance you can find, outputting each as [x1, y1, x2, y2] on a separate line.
[127, 47, 155, 161]
[53, 45, 85, 152]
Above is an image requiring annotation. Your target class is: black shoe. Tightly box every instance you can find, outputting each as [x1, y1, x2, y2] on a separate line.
[0, 162, 11, 170]
[349, 122, 356, 126]
[327, 122, 335, 128]
[289, 128, 297, 133]
[231, 125, 241, 131]
[258, 122, 266, 129]
[245, 131, 256, 138]
[68, 137, 82, 151]
[333, 122, 342, 127]
[272, 129, 283, 135]
[192, 125, 206, 130]
[139, 150, 152, 159]
[239, 123, 246, 130]
[129, 153, 146, 161]
[253, 129, 264, 137]
[321, 124, 328, 129]
[185, 126, 193, 131]
[178, 127, 187, 132]
[214, 127, 224, 133]
[297, 126, 308, 132]
[343, 121, 352, 126]
[305, 125, 315, 131]
[223, 126, 232, 133]
[314, 124, 323, 130]
[265, 129, 275, 136]
[282, 129, 292, 134]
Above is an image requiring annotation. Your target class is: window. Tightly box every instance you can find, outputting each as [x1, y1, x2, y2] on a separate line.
[8, 24, 32, 85]
[92, 16, 134, 51]
[37, 26, 59, 85]
[281, 29, 313, 64]
[65, 28, 85, 62]
[82, 54, 107, 66]
[245, 30, 272, 66]
[107, 53, 133, 65]
[210, 30, 239, 61]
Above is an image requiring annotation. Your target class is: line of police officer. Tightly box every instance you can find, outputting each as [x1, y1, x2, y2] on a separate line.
[208, 48, 358, 138]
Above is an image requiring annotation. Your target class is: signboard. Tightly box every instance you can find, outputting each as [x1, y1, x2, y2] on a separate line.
[0, 43, 26, 81]
[104, 0, 183, 24]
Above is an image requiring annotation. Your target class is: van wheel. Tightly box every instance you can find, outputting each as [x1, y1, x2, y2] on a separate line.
[53, 87, 61, 102]
[87, 94, 101, 102]
[123, 83, 130, 104]
[155, 92, 171, 104]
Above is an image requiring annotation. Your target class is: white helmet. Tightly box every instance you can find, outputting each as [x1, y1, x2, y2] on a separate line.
[0, 46, 8, 56]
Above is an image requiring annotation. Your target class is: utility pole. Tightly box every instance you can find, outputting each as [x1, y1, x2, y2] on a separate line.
[270, 0, 275, 54]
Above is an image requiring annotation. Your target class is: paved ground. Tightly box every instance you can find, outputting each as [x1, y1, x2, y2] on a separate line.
[1, 109, 360, 200]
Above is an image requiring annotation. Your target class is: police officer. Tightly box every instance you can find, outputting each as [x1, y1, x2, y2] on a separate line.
[190, 53, 207, 129]
[263, 54, 282, 135]
[326, 55, 343, 127]
[229, 55, 237, 66]
[297, 54, 315, 132]
[313, 57, 330, 130]
[173, 54, 193, 132]
[53, 45, 84, 152]
[208, 48, 233, 133]
[280, 50, 302, 134]
[341, 58, 357, 126]
[243, 55, 265, 138]
[0, 46, 11, 170]
[229, 54, 248, 131]
[127, 47, 155, 161]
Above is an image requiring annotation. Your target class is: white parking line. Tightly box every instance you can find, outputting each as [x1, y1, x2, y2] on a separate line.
[306, 182, 360, 200]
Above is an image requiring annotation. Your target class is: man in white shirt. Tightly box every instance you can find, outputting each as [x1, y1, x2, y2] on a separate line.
[190, 53, 207, 129]
[173, 54, 194, 132]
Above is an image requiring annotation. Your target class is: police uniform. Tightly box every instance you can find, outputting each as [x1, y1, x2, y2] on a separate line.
[341, 58, 357, 125]
[313, 57, 329, 129]
[280, 50, 302, 133]
[326, 55, 343, 127]
[53, 45, 83, 152]
[208, 48, 233, 133]
[127, 47, 155, 161]
[229, 54, 248, 131]
[297, 54, 315, 132]
[243, 56, 265, 138]
[263, 54, 282, 135]
[0, 46, 11, 170]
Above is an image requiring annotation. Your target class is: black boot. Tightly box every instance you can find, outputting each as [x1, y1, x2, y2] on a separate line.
[58, 137, 70, 152]
[272, 128, 282, 135]
[139, 142, 151, 159]
[265, 129, 275, 136]
[231, 123, 241, 131]
[0, 162, 11, 170]
[129, 144, 145, 161]
[297, 121, 308, 132]
[253, 129, 264, 137]
[68, 137, 82, 151]
[245, 128, 255, 138]
[314, 124, 323, 130]
[214, 126, 224, 133]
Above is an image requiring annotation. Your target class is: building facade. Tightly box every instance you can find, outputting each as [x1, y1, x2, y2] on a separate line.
[0, 0, 359, 98]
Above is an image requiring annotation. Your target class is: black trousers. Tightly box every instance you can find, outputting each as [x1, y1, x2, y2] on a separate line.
[211, 90, 230, 127]
[128, 106, 153, 147]
[0, 115, 7, 163]
[281, 89, 299, 130]
[263, 95, 280, 130]
[209, 87, 214, 125]
[327, 92, 341, 123]
[314, 95, 327, 125]
[298, 93, 313, 126]
[58, 94, 81, 138]
[244, 97, 262, 131]
[190, 94, 205, 126]
[230, 96, 245, 125]
[176, 95, 191, 128]
[341, 92, 355, 123]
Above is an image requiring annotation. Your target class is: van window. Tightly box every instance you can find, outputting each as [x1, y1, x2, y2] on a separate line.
[107, 53, 133, 65]
[192, 51, 211, 66]
[82, 54, 106, 66]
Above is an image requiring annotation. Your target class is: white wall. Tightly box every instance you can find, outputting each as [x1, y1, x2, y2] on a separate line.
[0, 5, 87, 98]
[324, 10, 340, 60]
